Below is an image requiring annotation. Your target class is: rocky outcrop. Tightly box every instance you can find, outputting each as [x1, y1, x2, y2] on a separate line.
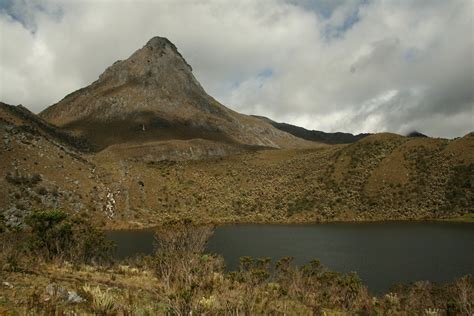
[40, 37, 309, 152]
[0, 102, 91, 152]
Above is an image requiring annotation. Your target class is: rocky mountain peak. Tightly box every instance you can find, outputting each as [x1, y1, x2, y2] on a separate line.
[145, 36, 192, 70]
[40, 36, 308, 151]
[145, 36, 177, 53]
[97, 36, 195, 88]
[146, 36, 173, 47]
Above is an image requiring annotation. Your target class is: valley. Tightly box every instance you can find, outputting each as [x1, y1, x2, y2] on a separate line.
[0, 36, 473, 230]
[0, 35, 473, 315]
[2, 107, 472, 229]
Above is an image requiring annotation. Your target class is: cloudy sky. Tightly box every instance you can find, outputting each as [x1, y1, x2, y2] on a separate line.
[0, 0, 472, 138]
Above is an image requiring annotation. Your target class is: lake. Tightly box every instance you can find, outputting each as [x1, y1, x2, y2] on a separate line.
[106, 222, 474, 293]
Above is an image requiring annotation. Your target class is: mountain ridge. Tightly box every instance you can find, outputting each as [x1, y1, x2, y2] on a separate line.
[252, 115, 371, 144]
[0, 36, 472, 229]
[40, 36, 310, 152]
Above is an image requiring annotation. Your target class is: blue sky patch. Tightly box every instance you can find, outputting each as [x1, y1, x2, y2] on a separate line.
[0, 0, 63, 32]
[258, 68, 274, 79]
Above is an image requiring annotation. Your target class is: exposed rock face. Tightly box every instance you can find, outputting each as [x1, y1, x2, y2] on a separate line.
[40, 37, 307, 151]
[0, 102, 91, 152]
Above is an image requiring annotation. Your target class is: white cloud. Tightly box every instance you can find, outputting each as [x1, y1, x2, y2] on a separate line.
[0, 0, 472, 138]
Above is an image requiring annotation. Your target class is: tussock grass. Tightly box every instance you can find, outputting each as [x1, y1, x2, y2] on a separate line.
[2, 220, 473, 315]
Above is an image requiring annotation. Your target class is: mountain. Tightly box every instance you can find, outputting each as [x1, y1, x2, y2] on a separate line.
[89, 132, 471, 226]
[40, 37, 309, 154]
[0, 102, 111, 227]
[0, 36, 472, 229]
[253, 115, 370, 144]
[0, 102, 91, 151]
[407, 130, 428, 138]
[2, 98, 472, 228]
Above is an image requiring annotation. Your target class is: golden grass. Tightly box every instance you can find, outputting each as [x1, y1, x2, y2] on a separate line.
[442, 213, 474, 223]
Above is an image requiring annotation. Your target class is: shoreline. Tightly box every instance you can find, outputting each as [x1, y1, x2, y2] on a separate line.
[102, 213, 474, 231]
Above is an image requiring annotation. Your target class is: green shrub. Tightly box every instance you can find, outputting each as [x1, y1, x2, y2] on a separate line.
[0, 231, 28, 273]
[0, 213, 5, 233]
[25, 210, 114, 264]
[5, 171, 42, 186]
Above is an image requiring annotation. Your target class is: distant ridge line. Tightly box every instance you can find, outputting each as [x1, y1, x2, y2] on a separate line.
[251, 115, 370, 144]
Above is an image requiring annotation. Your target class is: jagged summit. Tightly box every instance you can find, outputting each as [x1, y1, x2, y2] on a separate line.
[40, 36, 307, 152]
[144, 36, 189, 67]
[144, 36, 185, 63]
[146, 36, 174, 47]
[97, 35, 195, 88]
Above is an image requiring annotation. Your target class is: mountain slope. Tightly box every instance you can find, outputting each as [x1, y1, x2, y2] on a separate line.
[0, 102, 115, 227]
[1, 100, 472, 228]
[40, 37, 308, 151]
[1, 36, 472, 229]
[252, 115, 370, 144]
[0, 102, 91, 151]
[88, 132, 473, 227]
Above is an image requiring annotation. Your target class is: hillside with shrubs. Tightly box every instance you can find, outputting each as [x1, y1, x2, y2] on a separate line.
[1, 36, 473, 228]
[1, 216, 472, 314]
[0, 35, 473, 315]
[1, 102, 473, 229]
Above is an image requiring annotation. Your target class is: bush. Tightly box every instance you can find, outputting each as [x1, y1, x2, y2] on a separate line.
[35, 186, 48, 195]
[82, 284, 118, 315]
[0, 231, 28, 273]
[153, 219, 217, 314]
[0, 213, 5, 233]
[25, 210, 114, 264]
[5, 170, 42, 186]
[153, 219, 215, 285]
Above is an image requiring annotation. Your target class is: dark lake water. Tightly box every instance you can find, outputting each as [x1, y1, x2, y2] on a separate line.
[106, 222, 474, 293]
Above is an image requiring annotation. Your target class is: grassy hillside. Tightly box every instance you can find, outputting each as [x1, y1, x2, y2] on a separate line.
[91, 133, 473, 228]
[1, 101, 472, 229]
[0, 104, 110, 227]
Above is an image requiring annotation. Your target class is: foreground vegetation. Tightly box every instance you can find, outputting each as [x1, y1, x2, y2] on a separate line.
[1, 211, 473, 315]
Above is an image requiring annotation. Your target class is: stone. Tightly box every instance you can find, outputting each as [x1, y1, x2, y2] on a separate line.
[45, 283, 84, 303]
[45, 283, 68, 299]
[67, 291, 84, 303]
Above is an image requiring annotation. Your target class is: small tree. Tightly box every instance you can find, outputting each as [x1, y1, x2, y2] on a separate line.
[26, 210, 72, 261]
[25, 210, 114, 264]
